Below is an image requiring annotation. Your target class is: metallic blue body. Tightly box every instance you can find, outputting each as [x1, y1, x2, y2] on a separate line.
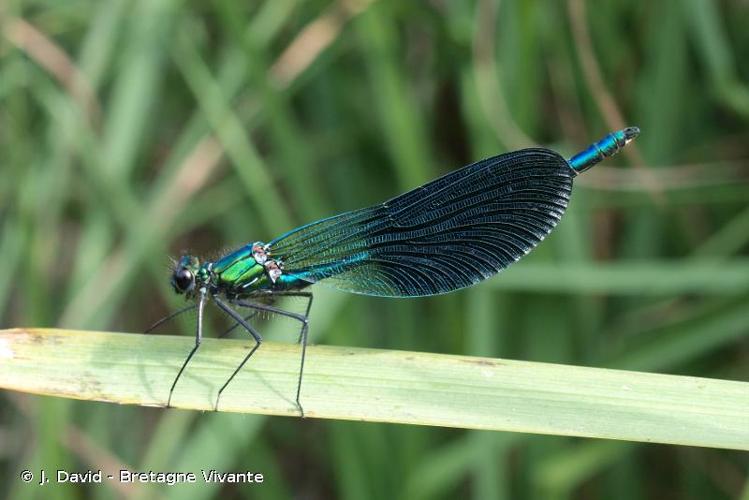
[568, 127, 640, 174]
[172, 127, 640, 299]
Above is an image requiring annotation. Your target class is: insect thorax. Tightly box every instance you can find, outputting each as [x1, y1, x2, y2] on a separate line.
[209, 242, 285, 294]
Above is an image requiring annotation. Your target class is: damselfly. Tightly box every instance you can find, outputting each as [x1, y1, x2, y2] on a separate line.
[155, 127, 640, 416]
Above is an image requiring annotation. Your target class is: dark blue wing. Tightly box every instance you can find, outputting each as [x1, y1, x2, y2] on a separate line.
[268, 148, 573, 297]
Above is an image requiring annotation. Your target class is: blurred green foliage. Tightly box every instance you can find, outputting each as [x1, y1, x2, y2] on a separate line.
[1, 0, 748, 499]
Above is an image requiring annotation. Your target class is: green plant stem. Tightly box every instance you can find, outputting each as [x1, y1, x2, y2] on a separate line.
[1, 328, 747, 450]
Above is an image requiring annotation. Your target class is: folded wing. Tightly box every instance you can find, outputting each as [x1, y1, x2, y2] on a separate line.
[268, 148, 573, 297]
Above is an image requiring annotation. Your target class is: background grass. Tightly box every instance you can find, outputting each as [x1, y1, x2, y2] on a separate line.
[1, 0, 748, 498]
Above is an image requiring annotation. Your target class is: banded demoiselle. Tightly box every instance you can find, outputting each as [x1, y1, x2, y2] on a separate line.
[157, 127, 640, 415]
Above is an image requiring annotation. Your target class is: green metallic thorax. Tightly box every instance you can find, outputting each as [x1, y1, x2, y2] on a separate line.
[210, 244, 270, 292]
[203, 242, 305, 295]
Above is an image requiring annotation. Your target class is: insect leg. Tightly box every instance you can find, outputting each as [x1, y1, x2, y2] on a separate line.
[217, 290, 307, 339]
[232, 297, 310, 418]
[218, 310, 260, 339]
[212, 296, 263, 411]
[167, 289, 206, 408]
[269, 292, 313, 343]
[145, 303, 197, 334]
[239, 291, 312, 342]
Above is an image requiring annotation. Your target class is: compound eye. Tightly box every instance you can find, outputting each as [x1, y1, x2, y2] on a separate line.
[172, 268, 194, 293]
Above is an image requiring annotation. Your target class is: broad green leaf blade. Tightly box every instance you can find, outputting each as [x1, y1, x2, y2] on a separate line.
[1, 328, 747, 450]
